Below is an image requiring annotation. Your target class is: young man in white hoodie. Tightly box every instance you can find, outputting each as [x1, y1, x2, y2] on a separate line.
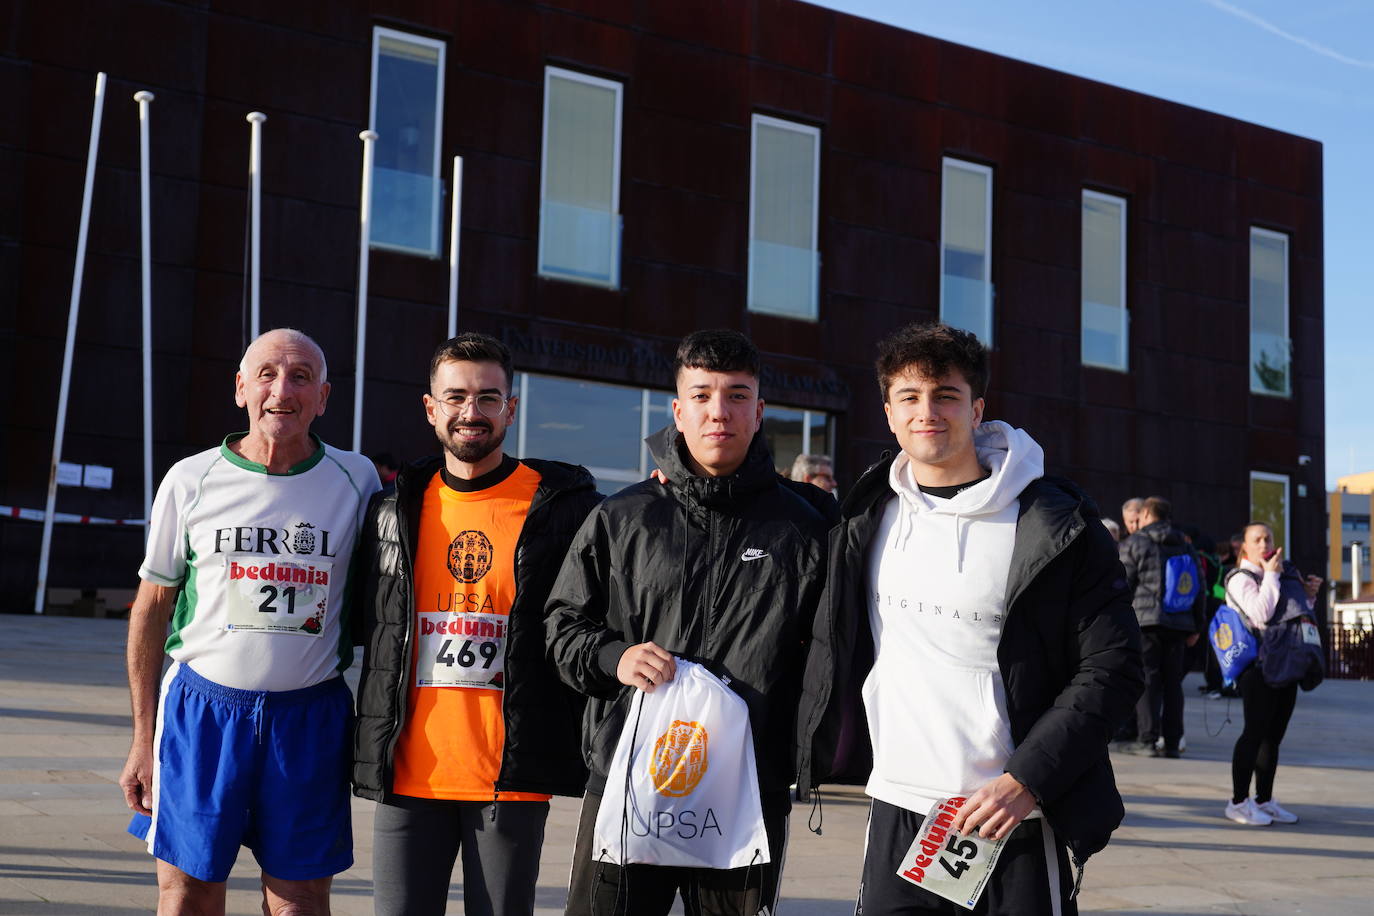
[796, 322, 1143, 915]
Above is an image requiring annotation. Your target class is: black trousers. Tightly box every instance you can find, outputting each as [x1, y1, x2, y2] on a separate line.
[1231, 664, 1298, 803]
[1136, 626, 1189, 748]
[372, 796, 549, 916]
[856, 799, 1075, 916]
[564, 790, 787, 916]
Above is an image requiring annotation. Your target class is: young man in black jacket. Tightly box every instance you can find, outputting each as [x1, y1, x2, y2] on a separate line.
[352, 334, 601, 916]
[795, 323, 1143, 916]
[545, 329, 838, 916]
[1118, 496, 1207, 758]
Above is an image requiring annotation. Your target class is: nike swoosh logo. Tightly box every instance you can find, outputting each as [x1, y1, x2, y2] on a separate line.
[741, 549, 769, 562]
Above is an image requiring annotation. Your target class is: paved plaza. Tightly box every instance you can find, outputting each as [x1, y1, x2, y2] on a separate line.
[1, 615, 1370, 914]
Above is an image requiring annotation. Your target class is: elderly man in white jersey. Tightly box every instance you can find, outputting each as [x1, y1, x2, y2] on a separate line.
[119, 328, 380, 915]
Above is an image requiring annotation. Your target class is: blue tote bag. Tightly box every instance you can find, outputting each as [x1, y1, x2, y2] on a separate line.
[1209, 605, 1258, 686]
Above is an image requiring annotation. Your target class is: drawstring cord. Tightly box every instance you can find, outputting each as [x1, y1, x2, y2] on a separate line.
[808, 787, 824, 835]
[606, 689, 647, 916]
[739, 846, 764, 916]
[591, 850, 609, 914]
[1070, 855, 1086, 901]
[954, 513, 964, 573]
[250, 694, 265, 744]
[1203, 692, 1234, 738]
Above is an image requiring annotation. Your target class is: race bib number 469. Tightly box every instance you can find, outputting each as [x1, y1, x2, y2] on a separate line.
[416, 611, 507, 689]
[897, 797, 1008, 911]
[223, 554, 332, 636]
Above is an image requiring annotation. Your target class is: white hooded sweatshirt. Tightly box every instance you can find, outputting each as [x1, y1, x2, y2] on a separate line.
[863, 420, 1046, 814]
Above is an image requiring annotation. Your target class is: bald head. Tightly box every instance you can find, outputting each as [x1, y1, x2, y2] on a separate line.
[240, 329, 328, 384]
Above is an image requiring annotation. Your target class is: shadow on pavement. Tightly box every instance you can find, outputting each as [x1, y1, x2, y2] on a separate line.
[1121, 792, 1374, 840]
[0, 707, 131, 729]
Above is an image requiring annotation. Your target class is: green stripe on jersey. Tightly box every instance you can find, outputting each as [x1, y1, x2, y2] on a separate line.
[164, 545, 199, 653]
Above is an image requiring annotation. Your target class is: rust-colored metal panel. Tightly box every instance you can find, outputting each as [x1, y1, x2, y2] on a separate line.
[832, 13, 937, 102]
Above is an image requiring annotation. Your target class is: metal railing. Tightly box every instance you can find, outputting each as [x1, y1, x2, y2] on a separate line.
[1326, 622, 1374, 680]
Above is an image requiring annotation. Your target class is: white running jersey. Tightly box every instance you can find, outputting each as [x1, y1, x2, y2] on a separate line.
[140, 435, 380, 691]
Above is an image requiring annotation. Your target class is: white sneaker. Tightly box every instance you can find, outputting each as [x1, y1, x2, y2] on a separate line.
[1257, 799, 1299, 824]
[1225, 798, 1273, 826]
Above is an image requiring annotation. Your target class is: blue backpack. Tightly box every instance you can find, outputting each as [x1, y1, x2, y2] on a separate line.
[1162, 552, 1201, 614]
[1209, 605, 1258, 686]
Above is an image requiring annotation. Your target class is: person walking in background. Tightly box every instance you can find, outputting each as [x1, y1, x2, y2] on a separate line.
[1122, 497, 1145, 535]
[369, 451, 401, 496]
[1223, 522, 1323, 826]
[790, 453, 838, 494]
[1119, 497, 1207, 758]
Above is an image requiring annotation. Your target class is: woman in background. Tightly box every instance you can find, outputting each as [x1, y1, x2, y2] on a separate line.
[1222, 522, 1323, 826]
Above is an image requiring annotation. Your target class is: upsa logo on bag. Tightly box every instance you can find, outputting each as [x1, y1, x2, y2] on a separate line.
[650, 720, 708, 797]
[1178, 570, 1195, 595]
[1215, 621, 1235, 651]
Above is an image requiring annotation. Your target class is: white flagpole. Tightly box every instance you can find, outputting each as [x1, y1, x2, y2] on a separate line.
[447, 155, 463, 339]
[353, 130, 378, 453]
[36, 71, 107, 614]
[246, 111, 266, 341]
[135, 90, 155, 540]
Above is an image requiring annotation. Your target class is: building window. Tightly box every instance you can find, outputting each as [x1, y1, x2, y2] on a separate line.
[748, 115, 821, 320]
[762, 406, 833, 477]
[940, 158, 994, 345]
[1250, 227, 1291, 397]
[1250, 471, 1290, 551]
[368, 28, 445, 255]
[1344, 514, 1371, 532]
[517, 374, 642, 490]
[511, 371, 832, 494]
[1081, 191, 1128, 370]
[538, 67, 623, 288]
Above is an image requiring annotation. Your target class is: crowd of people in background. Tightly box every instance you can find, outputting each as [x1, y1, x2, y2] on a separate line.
[1103, 495, 1324, 828]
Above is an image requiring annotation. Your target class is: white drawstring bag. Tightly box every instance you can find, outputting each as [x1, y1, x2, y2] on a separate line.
[592, 659, 771, 869]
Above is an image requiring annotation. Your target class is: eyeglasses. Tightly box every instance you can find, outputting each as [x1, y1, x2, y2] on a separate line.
[431, 393, 510, 419]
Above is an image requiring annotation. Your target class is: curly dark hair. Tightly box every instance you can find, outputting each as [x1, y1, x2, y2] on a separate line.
[874, 322, 988, 400]
[673, 329, 760, 381]
[429, 332, 515, 392]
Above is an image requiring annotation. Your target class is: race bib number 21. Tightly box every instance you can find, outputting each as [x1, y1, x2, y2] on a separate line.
[897, 797, 1008, 910]
[223, 554, 332, 637]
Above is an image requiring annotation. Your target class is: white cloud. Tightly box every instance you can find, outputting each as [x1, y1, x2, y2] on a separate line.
[1200, 0, 1374, 69]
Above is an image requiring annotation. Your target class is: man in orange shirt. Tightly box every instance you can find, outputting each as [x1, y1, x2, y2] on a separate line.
[352, 333, 601, 916]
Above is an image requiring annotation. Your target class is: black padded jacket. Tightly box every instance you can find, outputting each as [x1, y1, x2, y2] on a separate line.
[796, 454, 1143, 870]
[1119, 521, 1208, 632]
[544, 425, 839, 811]
[351, 455, 601, 801]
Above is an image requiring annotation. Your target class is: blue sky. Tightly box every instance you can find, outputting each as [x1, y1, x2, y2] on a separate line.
[823, 0, 1371, 489]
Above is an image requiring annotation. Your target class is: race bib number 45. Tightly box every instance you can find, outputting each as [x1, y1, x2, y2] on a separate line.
[416, 611, 507, 689]
[897, 797, 1008, 911]
[223, 555, 332, 636]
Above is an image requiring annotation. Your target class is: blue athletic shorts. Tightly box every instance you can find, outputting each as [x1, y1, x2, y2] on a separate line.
[127, 662, 354, 882]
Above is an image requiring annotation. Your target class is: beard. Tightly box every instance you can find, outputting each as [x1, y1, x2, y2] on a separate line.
[438, 418, 507, 465]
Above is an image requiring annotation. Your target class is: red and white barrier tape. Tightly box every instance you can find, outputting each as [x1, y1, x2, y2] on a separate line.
[1, 505, 146, 526]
